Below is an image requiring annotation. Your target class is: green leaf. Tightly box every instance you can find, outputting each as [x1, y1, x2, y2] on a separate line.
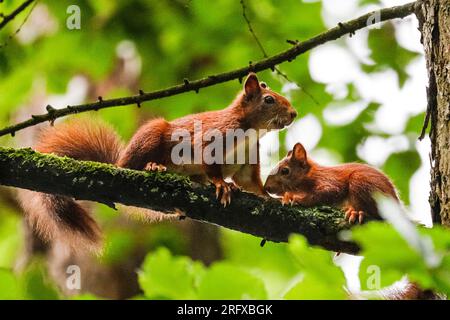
[197, 262, 267, 299]
[0, 268, 22, 299]
[0, 209, 22, 268]
[366, 23, 418, 87]
[318, 103, 380, 162]
[284, 275, 346, 300]
[101, 230, 135, 265]
[288, 235, 345, 285]
[138, 247, 204, 299]
[221, 229, 298, 298]
[221, 229, 297, 275]
[420, 226, 450, 252]
[405, 113, 426, 134]
[382, 151, 421, 205]
[284, 235, 347, 299]
[352, 223, 429, 290]
[21, 262, 60, 300]
[418, 227, 450, 294]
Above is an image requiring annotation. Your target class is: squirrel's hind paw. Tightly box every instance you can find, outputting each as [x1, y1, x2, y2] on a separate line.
[344, 208, 365, 224]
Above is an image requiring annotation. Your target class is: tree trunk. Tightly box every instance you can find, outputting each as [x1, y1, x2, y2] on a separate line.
[418, 0, 450, 225]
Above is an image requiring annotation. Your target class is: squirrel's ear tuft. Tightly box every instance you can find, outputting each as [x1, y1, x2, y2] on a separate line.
[244, 73, 261, 98]
[291, 143, 307, 163]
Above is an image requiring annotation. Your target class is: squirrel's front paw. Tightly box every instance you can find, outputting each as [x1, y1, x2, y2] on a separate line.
[144, 162, 167, 172]
[281, 192, 305, 206]
[281, 192, 295, 206]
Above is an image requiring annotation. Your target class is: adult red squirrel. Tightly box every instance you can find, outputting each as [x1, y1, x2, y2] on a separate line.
[264, 142, 399, 223]
[19, 73, 297, 250]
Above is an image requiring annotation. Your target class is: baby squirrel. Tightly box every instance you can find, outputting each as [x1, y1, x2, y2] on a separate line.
[264, 143, 443, 300]
[264, 142, 399, 223]
[20, 73, 296, 249]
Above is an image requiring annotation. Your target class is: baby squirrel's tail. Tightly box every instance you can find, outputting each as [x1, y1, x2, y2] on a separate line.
[18, 119, 123, 251]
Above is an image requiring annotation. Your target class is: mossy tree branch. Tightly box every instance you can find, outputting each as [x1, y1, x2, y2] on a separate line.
[0, 1, 417, 137]
[0, 147, 360, 254]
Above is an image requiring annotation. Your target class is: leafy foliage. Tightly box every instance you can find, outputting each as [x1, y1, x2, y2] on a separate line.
[383, 151, 421, 204]
[0, 0, 437, 300]
[354, 223, 450, 294]
[366, 23, 418, 87]
[138, 247, 267, 300]
[0, 262, 59, 300]
[139, 247, 203, 299]
[134, 221, 450, 300]
[284, 235, 347, 299]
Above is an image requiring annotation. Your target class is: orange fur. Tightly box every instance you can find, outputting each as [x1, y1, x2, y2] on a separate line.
[22, 73, 296, 250]
[264, 142, 399, 221]
[19, 119, 123, 251]
[265, 144, 442, 300]
[35, 119, 123, 163]
[117, 73, 296, 203]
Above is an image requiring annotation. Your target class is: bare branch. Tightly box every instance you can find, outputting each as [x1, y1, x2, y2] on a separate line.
[0, 1, 417, 137]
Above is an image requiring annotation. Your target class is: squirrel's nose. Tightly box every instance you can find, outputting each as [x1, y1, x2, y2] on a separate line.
[290, 110, 297, 120]
[264, 184, 273, 193]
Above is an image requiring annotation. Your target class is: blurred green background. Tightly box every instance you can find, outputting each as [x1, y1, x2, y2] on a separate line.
[0, 0, 448, 300]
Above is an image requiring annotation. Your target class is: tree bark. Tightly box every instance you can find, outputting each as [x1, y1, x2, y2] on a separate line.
[0, 147, 360, 254]
[417, 0, 450, 225]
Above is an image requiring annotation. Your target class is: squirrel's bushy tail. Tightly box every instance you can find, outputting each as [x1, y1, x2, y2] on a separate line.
[18, 119, 123, 251]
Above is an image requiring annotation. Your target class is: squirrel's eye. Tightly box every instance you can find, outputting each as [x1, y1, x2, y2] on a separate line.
[280, 167, 290, 175]
[264, 96, 275, 104]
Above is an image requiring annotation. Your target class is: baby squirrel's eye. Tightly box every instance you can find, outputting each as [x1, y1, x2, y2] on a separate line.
[264, 96, 275, 104]
[280, 167, 290, 175]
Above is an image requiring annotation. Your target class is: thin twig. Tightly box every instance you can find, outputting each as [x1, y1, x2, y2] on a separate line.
[0, 1, 417, 137]
[0, 0, 37, 49]
[240, 0, 268, 57]
[0, 0, 34, 30]
[240, 0, 320, 105]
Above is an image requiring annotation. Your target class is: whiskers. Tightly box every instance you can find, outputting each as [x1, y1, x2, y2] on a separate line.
[266, 114, 289, 130]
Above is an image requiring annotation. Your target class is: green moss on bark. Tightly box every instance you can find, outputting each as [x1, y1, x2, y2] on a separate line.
[0, 147, 359, 253]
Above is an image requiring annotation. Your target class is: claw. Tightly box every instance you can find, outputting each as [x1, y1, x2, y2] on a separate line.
[216, 186, 221, 200]
[213, 179, 234, 207]
[348, 212, 357, 224]
[345, 209, 352, 220]
[343, 206, 365, 224]
[358, 211, 365, 224]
